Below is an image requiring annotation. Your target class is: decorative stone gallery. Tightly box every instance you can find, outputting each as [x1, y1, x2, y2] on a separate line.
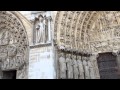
[1, 11, 120, 79]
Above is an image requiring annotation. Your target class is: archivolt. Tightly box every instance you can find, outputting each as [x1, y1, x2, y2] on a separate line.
[54, 11, 120, 53]
[0, 11, 29, 63]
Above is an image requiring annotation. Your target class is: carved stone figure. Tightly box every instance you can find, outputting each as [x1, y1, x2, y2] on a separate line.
[66, 54, 73, 79]
[36, 15, 45, 43]
[82, 57, 90, 79]
[35, 14, 50, 44]
[88, 60, 95, 79]
[72, 55, 79, 79]
[77, 56, 84, 79]
[58, 52, 67, 79]
[90, 54, 100, 79]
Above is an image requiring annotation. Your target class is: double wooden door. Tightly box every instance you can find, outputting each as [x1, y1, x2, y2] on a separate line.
[97, 52, 120, 79]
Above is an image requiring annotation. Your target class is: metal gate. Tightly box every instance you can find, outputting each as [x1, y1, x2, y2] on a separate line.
[97, 52, 120, 79]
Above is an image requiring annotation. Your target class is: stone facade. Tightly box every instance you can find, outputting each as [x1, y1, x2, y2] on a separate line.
[0, 11, 120, 79]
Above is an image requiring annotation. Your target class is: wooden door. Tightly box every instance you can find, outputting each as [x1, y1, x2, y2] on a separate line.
[97, 52, 120, 79]
[2, 70, 16, 79]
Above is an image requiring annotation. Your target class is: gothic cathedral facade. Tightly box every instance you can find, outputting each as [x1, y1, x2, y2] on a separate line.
[0, 11, 120, 79]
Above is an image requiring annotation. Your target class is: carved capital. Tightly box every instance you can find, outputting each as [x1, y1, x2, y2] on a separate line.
[58, 51, 65, 58]
[66, 53, 71, 59]
[92, 53, 99, 58]
[90, 53, 99, 61]
[72, 54, 76, 60]
[82, 56, 87, 61]
[112, 51, 119, 56]
[77, 55, 81, 60]
[59, 45, 65, 50]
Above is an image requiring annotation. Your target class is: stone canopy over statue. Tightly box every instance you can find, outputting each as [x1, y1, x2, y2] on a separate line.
[35, 14, 52, 44]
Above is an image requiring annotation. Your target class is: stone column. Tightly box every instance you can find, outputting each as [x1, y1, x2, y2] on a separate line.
[90, 53, 100, 79]
[47, 16, 52, 42]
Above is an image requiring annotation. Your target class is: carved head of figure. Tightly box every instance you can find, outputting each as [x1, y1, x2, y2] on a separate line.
[66, 53, 71, 59]
[72, 55, 76, 60]
[77, 55, 81, 60]
[36, 24, 40, 30]
[82, 56, 87, 61]
[38, 14, 44, 22]
[59, 52, 65, 58]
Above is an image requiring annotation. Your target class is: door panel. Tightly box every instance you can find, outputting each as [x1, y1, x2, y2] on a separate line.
[2, 70, 16, 79]
[97, 52, 120, 79]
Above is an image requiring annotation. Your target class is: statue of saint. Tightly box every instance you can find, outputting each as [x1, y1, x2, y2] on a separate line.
[35, 14, 50, 44]
[35, 15, 45, 43]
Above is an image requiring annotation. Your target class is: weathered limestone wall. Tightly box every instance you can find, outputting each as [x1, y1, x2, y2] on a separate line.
[18, 11, 57, 79]
[29, 45, 56, 79]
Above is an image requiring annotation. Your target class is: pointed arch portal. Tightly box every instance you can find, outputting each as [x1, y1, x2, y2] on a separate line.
[54, 11, 120, 79]
[0, 11, 29, 79]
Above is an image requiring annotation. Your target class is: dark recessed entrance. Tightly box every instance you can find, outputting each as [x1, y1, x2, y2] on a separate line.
[97, 52, 120, 79]
[2, 70, 17, 79]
